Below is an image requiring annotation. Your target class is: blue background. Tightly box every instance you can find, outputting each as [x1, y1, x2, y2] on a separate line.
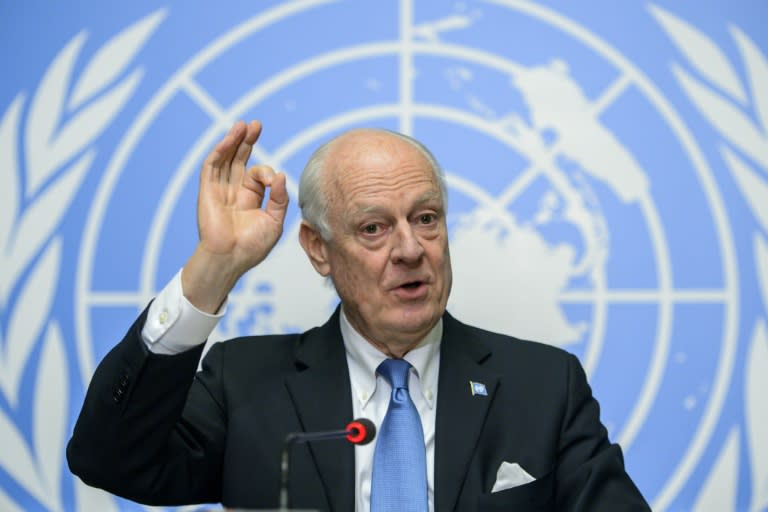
[1, 1, 767, 510]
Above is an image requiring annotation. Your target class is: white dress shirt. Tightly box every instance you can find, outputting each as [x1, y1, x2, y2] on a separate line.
[142, 269, 225, 355]
[141, 270, 442, 512]
[340, 309, 441, 512]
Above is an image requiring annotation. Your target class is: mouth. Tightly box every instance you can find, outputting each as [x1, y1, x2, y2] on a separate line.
[392, 280, 429, 299]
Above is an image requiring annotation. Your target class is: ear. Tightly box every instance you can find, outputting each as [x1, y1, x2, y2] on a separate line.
[299, 221, 331, 276]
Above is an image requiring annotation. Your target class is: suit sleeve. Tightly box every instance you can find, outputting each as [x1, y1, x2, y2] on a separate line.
[66, 308, 230, 506]
[554, 354, 650, 511]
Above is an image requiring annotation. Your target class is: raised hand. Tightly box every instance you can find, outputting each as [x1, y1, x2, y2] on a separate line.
[182, 120, 288, 313]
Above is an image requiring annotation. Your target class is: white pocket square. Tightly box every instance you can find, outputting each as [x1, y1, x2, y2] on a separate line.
[491, 461, 536, 493]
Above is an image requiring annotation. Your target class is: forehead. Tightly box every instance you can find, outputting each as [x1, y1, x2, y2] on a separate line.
[324, 131, 440, 205]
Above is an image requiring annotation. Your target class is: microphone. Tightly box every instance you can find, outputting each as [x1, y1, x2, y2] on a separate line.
[279, 419, 376, 509]
[344, 419, 376, 445]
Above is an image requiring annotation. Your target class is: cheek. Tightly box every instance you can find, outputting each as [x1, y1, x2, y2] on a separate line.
[332, 251, 382, 290]
[428, 241, 451, 269]
[443, 258, 453, 297]
[433, 245, 453, 296]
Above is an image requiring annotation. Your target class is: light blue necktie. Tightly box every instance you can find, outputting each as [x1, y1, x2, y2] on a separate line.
[371, 358, 428, 512]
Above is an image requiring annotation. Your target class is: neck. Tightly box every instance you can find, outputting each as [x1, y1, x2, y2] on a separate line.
[340, 308, 439, 358]
[366, 337, 422, 359]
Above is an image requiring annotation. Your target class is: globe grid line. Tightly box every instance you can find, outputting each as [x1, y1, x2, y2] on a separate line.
[591, 73, 635, 119]
[620, 194, 673, 454]
[73, 2, 742, 510]
[560, 289, 730, 303]
[494, 162, 540, 207]
[84, 287, 731, 308]
[398, 0, 415, 136]
[180, 75, 237, 128]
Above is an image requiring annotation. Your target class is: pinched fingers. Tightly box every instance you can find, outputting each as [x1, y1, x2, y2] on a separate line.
[242, 165, 289, 222]
[242, 164, 277, 201]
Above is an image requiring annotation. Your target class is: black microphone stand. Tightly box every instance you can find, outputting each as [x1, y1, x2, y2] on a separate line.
[278, 420, 375, 511]
[280, 428, 354, 510]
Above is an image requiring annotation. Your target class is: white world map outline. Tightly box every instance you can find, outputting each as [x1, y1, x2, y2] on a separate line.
[72, 1, 740, 509]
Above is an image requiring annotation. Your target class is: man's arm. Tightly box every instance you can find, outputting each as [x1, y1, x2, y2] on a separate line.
[67, 120, 289, 504]
[66, 308, 218, 504]
[555, 354, 650, 511]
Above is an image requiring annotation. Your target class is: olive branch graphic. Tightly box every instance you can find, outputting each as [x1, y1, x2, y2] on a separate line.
[652, 5, 768, 511]
[0, 11, 165, 511]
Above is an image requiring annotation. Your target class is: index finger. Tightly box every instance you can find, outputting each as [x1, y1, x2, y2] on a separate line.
[210, 122, 246, 166]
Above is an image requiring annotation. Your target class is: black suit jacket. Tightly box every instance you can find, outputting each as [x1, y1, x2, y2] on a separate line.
[68, 307, 649, 511]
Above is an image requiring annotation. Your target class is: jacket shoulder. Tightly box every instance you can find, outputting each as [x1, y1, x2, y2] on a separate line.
[444, 312, 574, 363]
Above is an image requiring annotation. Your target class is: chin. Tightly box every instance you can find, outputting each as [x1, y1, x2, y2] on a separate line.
[394, 309, 441, 334]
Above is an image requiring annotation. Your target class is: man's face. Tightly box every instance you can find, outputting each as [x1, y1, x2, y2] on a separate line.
[312, 132, 452, 355]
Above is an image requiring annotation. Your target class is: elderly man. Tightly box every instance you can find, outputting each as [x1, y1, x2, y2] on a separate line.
[68, 121, 649, 511]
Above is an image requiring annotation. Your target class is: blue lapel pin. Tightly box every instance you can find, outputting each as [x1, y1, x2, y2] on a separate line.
[469, 381, 488, 397]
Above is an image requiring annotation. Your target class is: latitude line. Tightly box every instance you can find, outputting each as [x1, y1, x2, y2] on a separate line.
[559, 289, 730, 303]
[84, 288, 730, 307]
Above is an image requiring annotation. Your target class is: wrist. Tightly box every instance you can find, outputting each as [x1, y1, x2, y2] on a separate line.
[181, 245, 244, 313]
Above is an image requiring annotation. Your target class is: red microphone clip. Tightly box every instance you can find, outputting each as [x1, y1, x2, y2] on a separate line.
[346, 418, 376, 445]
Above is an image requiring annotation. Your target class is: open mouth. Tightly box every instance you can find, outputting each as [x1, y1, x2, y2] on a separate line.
[392, 280, 428, 300]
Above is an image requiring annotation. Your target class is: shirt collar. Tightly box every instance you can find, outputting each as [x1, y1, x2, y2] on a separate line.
[340, 307, 442, 410]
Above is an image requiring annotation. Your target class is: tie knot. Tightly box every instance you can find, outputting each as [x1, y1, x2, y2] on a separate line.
[377, 358, 411, 390]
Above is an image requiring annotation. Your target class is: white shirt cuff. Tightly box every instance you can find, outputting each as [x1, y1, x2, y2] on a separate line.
[141, 269, 227, 355]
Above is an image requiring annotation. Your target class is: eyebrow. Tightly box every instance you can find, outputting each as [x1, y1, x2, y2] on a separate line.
[415, 190, 442, 205]
[356, 191, 443, 215]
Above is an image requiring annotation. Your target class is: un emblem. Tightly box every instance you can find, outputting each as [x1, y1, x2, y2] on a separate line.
[48, 2, 762, 511]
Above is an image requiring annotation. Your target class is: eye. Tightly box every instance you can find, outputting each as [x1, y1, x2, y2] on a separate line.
[418, 213, 436, 224]
[362, 223, 380, 234]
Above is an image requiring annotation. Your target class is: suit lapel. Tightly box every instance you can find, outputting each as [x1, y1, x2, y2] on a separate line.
[284, 309, 355, 512]
[434, 313, 500, 512]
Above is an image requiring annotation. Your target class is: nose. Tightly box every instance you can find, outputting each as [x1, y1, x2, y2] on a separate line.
[391, 224, 425, 265]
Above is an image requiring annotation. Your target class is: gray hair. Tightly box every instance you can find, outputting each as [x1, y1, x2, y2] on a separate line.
[298, 129, 447, 240]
